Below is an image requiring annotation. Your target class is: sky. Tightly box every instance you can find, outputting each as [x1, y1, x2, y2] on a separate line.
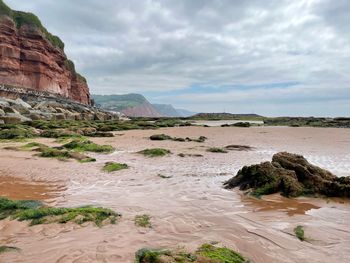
[5, 0, 350, 116]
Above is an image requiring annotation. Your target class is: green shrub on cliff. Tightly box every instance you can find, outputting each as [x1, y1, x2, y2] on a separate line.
[0, 0, 12, 17]
[0, 0, 64, 50]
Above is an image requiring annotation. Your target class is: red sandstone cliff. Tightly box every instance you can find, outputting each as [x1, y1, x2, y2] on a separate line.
[0, 16, 91, 105]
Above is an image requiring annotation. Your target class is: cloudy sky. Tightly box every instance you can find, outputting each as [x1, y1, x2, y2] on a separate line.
[6, 0, 350, 116]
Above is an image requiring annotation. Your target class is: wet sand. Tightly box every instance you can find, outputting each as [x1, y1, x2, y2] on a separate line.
[0, 126, 350, 262]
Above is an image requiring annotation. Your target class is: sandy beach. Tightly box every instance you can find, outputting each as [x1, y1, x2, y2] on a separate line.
[1, 126, 350, 263]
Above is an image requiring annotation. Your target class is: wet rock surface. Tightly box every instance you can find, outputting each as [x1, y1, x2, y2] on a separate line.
[225, 152, 350, 198]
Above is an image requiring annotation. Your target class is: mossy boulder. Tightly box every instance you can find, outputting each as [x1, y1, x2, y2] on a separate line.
[103, 162, 128, 172]
[224, 152, 350, 198]
[0, 197, 119, 227]
[138, 148, 171, 157]
[135, 244, 248, 263]
[63, 139, 114, 153]
[150, 134, 172, 141]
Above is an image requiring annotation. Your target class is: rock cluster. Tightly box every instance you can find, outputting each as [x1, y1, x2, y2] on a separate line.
[224, 152, 350, 198]
[0, 96, 118, 124]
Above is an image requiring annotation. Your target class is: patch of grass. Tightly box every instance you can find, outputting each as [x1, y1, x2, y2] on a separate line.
[0, 246, 20, 254]
[134, 214, 151, 228]
[294, 225, 306, 241]
[196, 244, 247, 263]
[138, 148, 171, 157]
[207, 147, 228, 153]
[63, 139, 114, 153]
[0, 197, 120, 227]
[103, 162, 128, 173]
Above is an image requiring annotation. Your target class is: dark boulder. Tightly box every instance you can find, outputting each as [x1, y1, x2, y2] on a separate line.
[224, 152, 350, 198]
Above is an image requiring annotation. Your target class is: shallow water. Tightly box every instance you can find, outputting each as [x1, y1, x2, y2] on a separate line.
[0, 126, 349, 262]
[0, 175, 64, 203]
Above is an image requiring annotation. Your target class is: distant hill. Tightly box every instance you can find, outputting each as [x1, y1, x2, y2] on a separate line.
[152, 104, 181, 117]
[192, 113, 264, 120]
[93, 94, 162, 117]
[175, 108, 197, 117]
[93, 93, 196, 118]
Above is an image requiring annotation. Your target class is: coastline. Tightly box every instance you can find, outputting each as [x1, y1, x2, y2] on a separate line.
[1, 126, 349, 262]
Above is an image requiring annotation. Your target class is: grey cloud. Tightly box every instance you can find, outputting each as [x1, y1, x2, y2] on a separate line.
[4, 0, 350, 116]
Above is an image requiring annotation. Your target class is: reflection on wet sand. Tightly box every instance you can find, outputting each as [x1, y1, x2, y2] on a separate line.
[242, 194, 320, 216]
[0, 174, 64, 202]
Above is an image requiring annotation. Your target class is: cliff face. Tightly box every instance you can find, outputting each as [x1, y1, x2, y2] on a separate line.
[0, 10, 91, 105]
[121, 102, 163, 117]
[93, 94, 164, 117]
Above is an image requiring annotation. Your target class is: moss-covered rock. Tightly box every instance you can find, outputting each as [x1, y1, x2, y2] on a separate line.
[103, 162, 128, 172]
[0, 197, 120, 227]
[63, 139, 114, 153]
[135, 244, 248, 263]
[224, 152, 350, 198]
[150, 134, 172, 141]
[0, 125, 36, 140]
[207, 147, 228, 153]
[138, 148, 171, 157]
[0, 246, 20, 254]
[134, 214, 151, 228]
[150, 134, 207, 143]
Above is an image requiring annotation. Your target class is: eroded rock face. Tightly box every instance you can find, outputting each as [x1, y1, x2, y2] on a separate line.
[224, 152, 350, 198]
[0, 16, 91, 105]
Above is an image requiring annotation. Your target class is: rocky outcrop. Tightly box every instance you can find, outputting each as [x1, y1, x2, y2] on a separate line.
[224, 152, 350, 198]
[0, 96, 118, 124]
[0, 1, 91, 105]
